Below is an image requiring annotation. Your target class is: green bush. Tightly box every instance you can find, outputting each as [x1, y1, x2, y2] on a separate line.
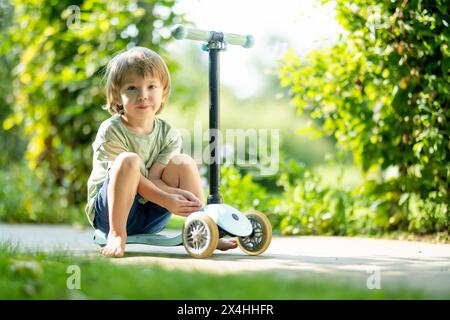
[272, 160, 355, 235]
[280, 0, 449, 233]
[220, 165, 278, 215]
[0, 163, 85, 225]
[271, 159, 448, 237]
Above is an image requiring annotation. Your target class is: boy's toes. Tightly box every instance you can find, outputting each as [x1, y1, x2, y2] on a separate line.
[101, 246, 116, 257]
[100, 246, 107, 255]
[229, 239, 238, 249]
[217, 238, 238, 251]
[114, 247, 124, 257]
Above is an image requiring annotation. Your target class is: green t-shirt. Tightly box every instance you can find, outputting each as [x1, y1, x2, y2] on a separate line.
[85, 114, 182, 227]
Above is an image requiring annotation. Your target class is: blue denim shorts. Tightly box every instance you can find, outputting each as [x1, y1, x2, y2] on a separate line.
[93, 172, 172, 236]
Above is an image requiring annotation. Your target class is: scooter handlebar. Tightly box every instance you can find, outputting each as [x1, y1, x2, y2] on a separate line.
[171, 25, 254, 48]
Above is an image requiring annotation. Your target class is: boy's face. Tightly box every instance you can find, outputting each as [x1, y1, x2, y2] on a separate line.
[119, 73, 165, 118]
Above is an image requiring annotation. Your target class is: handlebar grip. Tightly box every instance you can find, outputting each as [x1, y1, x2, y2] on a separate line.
[223, 32, 254, 48]
[171, 25, 254, 48]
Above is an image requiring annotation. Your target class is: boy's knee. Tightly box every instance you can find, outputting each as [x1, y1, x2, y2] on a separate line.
[115, 152, 141, 171]
[170, 154, 196, 167]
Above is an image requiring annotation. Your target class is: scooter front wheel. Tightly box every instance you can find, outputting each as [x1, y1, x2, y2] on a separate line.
[238, 210, 272, 256]
[183, 212, 219, 259]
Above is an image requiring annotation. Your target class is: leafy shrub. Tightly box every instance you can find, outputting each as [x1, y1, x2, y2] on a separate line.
[273, 160, 356, 235]
[220, 165, 278, 215]
[272, 159, 448, 236]
[279, 0, 449, 232]
[0, 163, 85, 225]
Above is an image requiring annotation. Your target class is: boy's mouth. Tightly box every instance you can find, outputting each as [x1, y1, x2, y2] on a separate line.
[136, 104, 150, 109]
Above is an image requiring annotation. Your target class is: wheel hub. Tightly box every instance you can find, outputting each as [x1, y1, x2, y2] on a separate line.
[192, 226, 205, 243]
[187, 222, 208, 250]
[240, 218, 264, 251]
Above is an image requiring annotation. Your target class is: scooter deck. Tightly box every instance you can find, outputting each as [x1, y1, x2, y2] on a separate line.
[93, 229, 183, 246]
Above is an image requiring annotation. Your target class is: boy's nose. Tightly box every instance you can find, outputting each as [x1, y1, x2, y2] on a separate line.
[137, 90, 149, 100]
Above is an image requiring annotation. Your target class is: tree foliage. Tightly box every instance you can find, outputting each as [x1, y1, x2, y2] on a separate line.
[280, 0, 449, 232]
[0, 0, 25, 166]
[1, 0, 180, 211]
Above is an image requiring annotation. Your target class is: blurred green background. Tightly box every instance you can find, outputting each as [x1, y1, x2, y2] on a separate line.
[0, 0, 448, 240]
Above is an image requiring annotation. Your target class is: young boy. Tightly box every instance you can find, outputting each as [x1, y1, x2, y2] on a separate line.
[86, 47, 237, 257]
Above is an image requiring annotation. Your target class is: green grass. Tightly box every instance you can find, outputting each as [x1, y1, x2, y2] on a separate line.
[0, 242, 440, 300]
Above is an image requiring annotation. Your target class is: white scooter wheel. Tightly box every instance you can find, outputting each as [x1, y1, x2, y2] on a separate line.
[183, 212, 219, 259]
[238, 210, 272, 256]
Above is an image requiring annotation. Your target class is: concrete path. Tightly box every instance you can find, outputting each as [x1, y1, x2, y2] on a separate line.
[1, 224, 449, 297]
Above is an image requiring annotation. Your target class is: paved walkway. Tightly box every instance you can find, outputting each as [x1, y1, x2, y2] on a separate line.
[1, 224, 449, 297]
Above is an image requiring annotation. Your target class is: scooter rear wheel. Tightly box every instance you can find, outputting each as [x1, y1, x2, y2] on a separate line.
[183, 212, 219, 259]
[238, 210, 272, 256]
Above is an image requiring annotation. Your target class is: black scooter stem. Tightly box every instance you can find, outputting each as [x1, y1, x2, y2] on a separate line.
[207, 48, 223, 204]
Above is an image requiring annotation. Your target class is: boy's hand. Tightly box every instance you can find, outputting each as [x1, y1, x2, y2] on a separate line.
[165, 193, 202, 217]
[174, 189, 203, 207]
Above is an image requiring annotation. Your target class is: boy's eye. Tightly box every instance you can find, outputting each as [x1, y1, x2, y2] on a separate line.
[148, 85, 157, 89]
[127, 86, 136, 91]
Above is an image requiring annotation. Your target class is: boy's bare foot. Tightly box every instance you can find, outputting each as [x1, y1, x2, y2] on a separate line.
[100, 233, 126, 257]
[217, 238, 238, 251]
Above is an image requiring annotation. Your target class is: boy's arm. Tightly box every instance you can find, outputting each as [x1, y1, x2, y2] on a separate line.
[137, 174, 171, 208]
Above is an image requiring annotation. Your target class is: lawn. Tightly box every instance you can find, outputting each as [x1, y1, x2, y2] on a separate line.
[0, 243, 433, 300]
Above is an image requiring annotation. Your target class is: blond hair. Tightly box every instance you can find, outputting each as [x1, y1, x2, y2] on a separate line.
[104, 47, 171, 115]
